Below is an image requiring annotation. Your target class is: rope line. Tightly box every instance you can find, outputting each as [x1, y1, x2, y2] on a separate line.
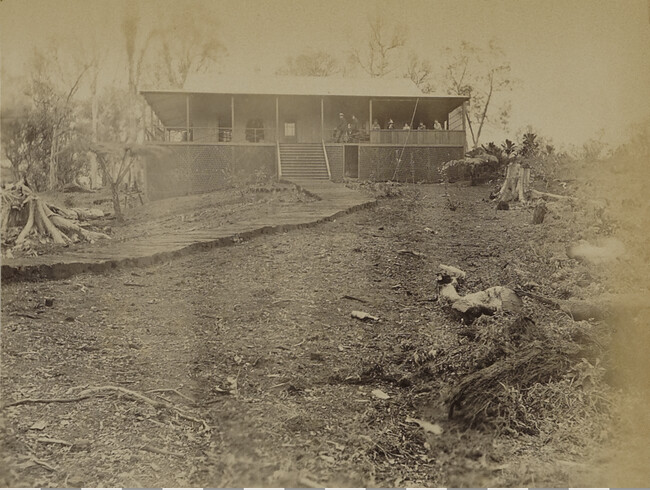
[391, 97, 419, 181]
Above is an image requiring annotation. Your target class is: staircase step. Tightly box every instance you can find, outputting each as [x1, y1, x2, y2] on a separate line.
[279, 144, 329, 181]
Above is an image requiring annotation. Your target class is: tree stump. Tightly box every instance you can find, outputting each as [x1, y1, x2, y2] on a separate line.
[532, 202, 547, 224]
[497, 161, 531, 203]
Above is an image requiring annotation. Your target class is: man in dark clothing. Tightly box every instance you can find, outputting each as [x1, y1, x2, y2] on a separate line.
[349, 115, 360, 141]
[335, 113, 348, 142]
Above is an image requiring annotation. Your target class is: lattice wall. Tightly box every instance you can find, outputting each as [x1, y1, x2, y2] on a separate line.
[358, 145, 464, 183]
[145, 144, 276, 200]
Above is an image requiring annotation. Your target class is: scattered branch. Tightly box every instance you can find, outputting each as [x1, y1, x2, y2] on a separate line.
[3, 385, 209, 431]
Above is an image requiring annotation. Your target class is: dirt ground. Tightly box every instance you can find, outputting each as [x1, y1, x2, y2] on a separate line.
[1, 170, 648, 486]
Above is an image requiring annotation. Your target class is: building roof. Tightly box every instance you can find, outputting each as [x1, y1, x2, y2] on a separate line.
[141, 74, 467, 100]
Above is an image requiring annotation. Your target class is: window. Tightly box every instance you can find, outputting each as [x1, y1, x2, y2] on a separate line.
[246, 118, 264, 142]
[284, 122, 296, 137]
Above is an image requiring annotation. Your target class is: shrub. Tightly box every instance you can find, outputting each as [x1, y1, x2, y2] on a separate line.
[441, 153, 502, 185]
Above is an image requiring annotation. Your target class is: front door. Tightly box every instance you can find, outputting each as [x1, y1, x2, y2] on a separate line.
[283, 119, 297, 143]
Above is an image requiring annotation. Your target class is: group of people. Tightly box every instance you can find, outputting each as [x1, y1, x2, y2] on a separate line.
[334, 113, 444, 142]
[334, 113, 363, 142]
[417, 120, 443, 130]
[372, 117, 443, 131]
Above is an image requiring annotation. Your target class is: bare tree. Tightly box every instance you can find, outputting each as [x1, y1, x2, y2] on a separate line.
[444, 40, 514, 148]
[276, 50, 339, 77]
[26, 45, 90, 190]
[89, 143, 166, 222]
[350, 15, 407, 77]
[152, 10, 225, 88]
[122, 4, 156, 141]
[404, 52, 435, 93]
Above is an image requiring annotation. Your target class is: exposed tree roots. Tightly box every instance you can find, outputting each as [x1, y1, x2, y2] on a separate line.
[1, 182, 109, 250]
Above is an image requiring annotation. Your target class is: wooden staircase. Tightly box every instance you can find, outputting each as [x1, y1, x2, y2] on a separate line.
[279, 143, 330, 181]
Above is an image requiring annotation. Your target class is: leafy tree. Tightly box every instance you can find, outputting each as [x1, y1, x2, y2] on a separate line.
[2, 109, 51, 191]
[444, 40, 514, 148]
[350, 15, 407, 77]
[276, 50, 340, 77]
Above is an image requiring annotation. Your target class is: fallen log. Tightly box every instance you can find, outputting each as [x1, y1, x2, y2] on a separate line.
[437, 264, 523, 322]
[518, 290, 650, 321]
[530, 189, 576, 202]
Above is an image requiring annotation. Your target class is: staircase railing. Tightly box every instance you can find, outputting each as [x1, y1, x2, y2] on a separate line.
[276, 142, 282, 180]
[322, 140, 331, 180]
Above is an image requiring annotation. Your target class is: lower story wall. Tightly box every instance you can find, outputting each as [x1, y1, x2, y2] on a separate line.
[358, 145, 464, 183]
[144, 143, 463, 200]
[145, 144, 277, 200]
[324, 145, 344, 182]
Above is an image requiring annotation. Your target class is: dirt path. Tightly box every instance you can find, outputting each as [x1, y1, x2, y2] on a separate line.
[0, 184, 617, 487]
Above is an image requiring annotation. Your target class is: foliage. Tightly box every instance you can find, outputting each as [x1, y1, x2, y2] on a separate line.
[613, 117, 650, 159]
[276, 49, 340, 77]
[481, 141, 508, 166]
[443, 40, 514, 148]
[89, 143, 165, 221]
[501, 139, 517, 157]
[2, 47, 91, 190]
[446, 316, 608, 436]
[582, 136, 607, 162]
[519, 132, 540, 158]
[511, 130, 574, 189]
[350, 15, 407, 77]
[441, 153, 501, 185]
[2, 110, 52, 191]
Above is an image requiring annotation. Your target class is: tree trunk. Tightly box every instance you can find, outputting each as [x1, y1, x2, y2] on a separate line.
[49, 130, 59, 190]
[110, 181, 124, 222]
[498, 162, 530, 203]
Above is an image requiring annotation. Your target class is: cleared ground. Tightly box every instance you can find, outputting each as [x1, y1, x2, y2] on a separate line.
[1, 171, 648, 487]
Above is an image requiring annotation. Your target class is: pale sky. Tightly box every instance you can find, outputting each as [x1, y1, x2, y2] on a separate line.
[1, 0, 649, 148]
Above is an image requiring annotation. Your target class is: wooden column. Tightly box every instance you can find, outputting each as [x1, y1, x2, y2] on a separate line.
[147, 106, 150, 137]
[231, 96, 235, 141]
[462, 101, 468, 153]
[185, 94, 190, 141]
[320, 97, 324, 140]
[275, 96, 279, 142]
[369, 99, 373, 129]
